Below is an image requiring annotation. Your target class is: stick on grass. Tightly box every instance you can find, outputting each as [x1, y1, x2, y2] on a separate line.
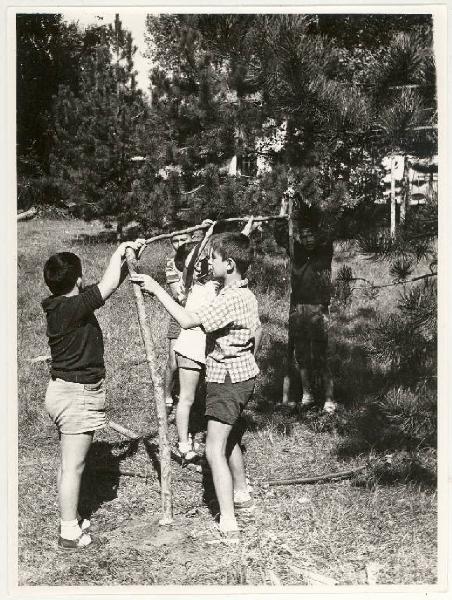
[268, 465, 366, 486]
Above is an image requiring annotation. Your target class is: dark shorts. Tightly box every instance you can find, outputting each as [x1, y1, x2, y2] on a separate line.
[289, 303, 330, 368]
[167, 316, 181, 339]
[205, 374, 255, 426]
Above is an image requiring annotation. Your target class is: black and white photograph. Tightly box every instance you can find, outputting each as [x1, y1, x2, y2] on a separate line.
[7, 3, 449, 595]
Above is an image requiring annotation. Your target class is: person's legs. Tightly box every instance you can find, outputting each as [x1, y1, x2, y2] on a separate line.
[205, 418, 237, 530]
[226, 420, 248, 497]
[176, 365, 200, 449]
[58, 432, 93, 546]
[59, 432, 93, 521]
[313, 306, 336, 413]
[281, 333, 295, 405]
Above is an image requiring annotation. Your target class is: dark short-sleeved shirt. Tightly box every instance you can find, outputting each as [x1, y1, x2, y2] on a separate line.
[42, 284, 105, 384]
[274, 222, 333, 306]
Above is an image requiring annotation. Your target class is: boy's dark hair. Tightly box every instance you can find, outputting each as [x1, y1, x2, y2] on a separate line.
[174, 242, 195, 272]
[210, 233, 253, 275]
[43, 252, 82, 296]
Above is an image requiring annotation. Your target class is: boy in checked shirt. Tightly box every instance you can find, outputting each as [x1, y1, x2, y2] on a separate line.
[131, 232, 262, 541]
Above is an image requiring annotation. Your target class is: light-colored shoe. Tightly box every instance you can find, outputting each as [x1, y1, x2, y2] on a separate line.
[323, 399, 337, 414]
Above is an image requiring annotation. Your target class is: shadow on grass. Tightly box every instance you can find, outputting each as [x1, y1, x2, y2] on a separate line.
[79, 439, 140, 518]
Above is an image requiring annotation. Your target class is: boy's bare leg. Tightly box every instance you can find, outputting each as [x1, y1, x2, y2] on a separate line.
[281, 333, 294, 405]
[323, 371, 336, 413]
[206, 419, 237, 529]
[164, 339, 178, 404]
[300, 366, 314, 404]
[227, 442, 248, 496]
[176, 368, 199, 446]
[58, 432, 93, 521]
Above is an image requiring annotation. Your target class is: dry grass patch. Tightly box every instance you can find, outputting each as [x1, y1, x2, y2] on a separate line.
[16, 217, 437, 586]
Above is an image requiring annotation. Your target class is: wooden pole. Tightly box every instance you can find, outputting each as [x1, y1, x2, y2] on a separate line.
[108, 420, 141, 440]
[282, 192, 295, 404]
[390, 155, 397, 237]
[400, 155, 408, 225]
[125, 248, 173, 524]
[144, 215, 287, 245]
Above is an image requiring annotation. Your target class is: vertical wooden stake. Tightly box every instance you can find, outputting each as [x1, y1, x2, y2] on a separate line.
[125, 248, 173, 525]
[400, 155, 408, 225]
[282, 190, 295, 404]
[390, 155, 397, 237]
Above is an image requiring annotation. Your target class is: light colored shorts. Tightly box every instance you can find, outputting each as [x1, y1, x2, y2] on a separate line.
[174, 326, 207, 366]
[45, 377, 106, 434]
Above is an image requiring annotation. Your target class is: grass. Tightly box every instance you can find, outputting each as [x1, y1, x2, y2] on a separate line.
[16, 217, 437, 586]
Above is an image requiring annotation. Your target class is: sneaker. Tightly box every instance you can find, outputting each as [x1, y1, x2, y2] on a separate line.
[323, 399, 337, 414]
[234, 492, 254, 511]
[234, 497, 255, 511]
[58, 532, 92, 551]
[219, 529, 241, 544]
[175, 442, 199, 464]
[217, 520, 241, 545]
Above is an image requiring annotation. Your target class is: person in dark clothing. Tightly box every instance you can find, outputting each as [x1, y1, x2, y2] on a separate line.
[42, 239, 144, 550]
[275, 205, 336, 414]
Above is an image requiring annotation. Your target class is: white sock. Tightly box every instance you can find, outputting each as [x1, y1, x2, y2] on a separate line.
[61, 519, 82, 540]
[234, 489, 252, 503]
[79, 518, 90, 531]
[178, 441, 193, 454]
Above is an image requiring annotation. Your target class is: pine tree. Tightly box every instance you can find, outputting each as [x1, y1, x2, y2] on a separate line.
[50, 16, 148, 234]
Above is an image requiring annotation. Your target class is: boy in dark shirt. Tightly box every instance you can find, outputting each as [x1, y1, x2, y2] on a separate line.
[275, 205, 336, 413]
[42, 239, 144, 550]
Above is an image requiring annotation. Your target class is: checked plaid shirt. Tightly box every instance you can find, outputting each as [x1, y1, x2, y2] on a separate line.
[194, 279, 261, 383]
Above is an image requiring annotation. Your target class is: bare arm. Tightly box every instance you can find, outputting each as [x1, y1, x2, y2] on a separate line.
[98, 240, 144, 301]
[130, 274, 202, 329]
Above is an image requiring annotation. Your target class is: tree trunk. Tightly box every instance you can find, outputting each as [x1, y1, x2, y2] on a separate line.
[125, 248, 173, 524]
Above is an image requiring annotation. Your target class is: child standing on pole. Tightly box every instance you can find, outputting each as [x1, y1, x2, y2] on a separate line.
[131, 232, 262, 541]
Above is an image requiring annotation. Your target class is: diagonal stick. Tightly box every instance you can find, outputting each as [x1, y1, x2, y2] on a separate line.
[125, 247, 173, 525]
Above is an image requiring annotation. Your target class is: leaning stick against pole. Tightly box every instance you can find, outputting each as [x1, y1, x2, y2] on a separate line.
[125, 247, 173, 525]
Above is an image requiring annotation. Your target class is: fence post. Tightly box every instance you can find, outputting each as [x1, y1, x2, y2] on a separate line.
[390, 155, 397, 236]
[125, 248, 173, 525]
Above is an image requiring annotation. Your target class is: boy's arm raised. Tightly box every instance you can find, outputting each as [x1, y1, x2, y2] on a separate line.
[130, 274, 202, 329]
[98, 240, 145, 301]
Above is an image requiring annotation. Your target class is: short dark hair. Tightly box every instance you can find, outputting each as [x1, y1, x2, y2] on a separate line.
[43, 252, 82, 295]
[210, 233, 254, 275]
[174, 242, 194, 272]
